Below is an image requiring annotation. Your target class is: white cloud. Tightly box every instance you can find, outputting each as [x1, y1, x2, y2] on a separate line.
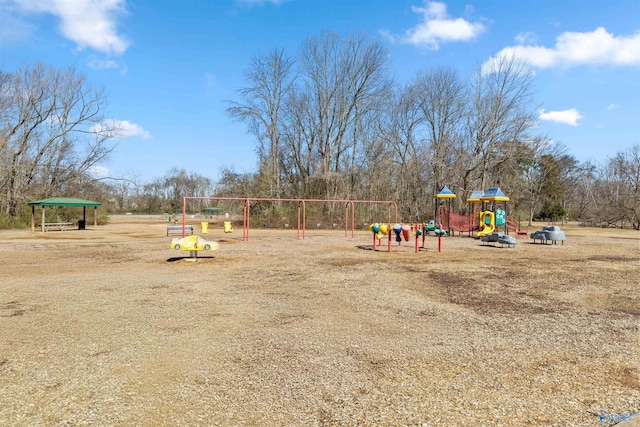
[515, 32, 538, 45]
[88, 165, 111, 178]
[7, 0, 129, 55]
[0, 5, 34, 42]
[539, 108, 583, 126]
[87, 56, 120, 70]
[485, 27, 640, 69]
[390, 1, 485, 49]
[91, 119, 150, 139]
[87, 56, 128, 74]
[607, 103, 619, 110]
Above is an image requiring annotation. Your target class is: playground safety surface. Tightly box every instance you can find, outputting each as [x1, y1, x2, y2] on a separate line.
[0, 215, 638, 426]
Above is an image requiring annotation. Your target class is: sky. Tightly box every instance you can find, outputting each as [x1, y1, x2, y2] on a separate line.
[1, 0, 639, 184]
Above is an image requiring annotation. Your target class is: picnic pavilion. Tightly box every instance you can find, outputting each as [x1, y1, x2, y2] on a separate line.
[202, 207, 224, 218]
[28, 197, 102, 232]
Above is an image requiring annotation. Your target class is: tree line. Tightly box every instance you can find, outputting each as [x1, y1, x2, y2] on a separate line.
[223, 32, 639, 229]
[1, 34, 638, 229]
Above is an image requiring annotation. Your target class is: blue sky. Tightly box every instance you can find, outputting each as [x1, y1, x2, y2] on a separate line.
[1, 0, 639, 183]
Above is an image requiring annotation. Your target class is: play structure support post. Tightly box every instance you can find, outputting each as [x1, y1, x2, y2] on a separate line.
[298, 202, 301, 239]
[345, 201, 355, 238]
[344, 203, 349, 238]
[243, 199, 250, 241]
[352, 203, 356, 238]
[438, 234, 442, 253]
[297, 200, 306, 240]
[182, 197, 187, 237]
[388, 203, 396, 253]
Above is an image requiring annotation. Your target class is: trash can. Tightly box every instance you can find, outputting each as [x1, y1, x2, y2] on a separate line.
[78, 220, 86, 230]
[200, 222, 209, 234]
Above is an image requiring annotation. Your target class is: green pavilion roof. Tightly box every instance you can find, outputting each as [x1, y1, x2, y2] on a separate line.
[28, 197, 102, 207]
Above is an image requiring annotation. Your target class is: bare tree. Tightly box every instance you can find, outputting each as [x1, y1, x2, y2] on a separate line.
[297, 31, 391, 200]
[279, 87, 316, 196]
[162, 168, 213, 212]
[460, 55, 538, 192]
[227, 49, 295, 199]
[0, 63, 117, 217]
[376, 85, 427, 218]
[411, 67, 465, 197]
[603, 145, 640, 229]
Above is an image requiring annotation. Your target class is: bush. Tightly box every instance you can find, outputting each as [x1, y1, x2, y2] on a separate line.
[535, 203, 566, 222]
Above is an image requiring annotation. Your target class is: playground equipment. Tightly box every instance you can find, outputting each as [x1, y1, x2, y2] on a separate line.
[170, 235, 220, 258]
[223, 221, 233, 233]
[508, 218, 529, 238]
[434, 186, 456, 235]
[393, 224, 403, 242]
[445, 190, 484, 236]
[370, 222, 398, 251]
[419, 222, 444, 253]
[477, 187, 510, 238]
[530, 226, 566, 245]
[180, 197, 398, 242]
[200, 222, 209, 234]
[467, 190, 485, 215]
[372, 221, 444, 254]
[481, 232, 518, 247]
[478, 210, 495, 237]
[369, 223, 384, 242]
[424, 220, 447, 236]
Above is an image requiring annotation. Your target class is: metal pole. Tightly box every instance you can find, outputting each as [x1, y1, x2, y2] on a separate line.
[387, 204, 392, 252]
[302, 200, 306, 240]
[243, 200, 247, 241]
[182, 197, 186, 237]
[351, 202, 355, 238]
[244, 199, 250, 241]
[345, 204, 348, 238]
[298, 202, 301, 240]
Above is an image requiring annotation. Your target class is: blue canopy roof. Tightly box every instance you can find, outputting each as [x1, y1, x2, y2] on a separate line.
[467, 190, 485, 202]
[481, 187, 509, 201]
[435, 185, 456, 199]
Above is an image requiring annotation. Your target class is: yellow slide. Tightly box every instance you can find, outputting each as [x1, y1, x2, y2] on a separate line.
[477, 211, 495, 237]
[477, 222, 495, 237]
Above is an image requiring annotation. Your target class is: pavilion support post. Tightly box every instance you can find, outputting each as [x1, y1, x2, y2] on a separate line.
[31, 205, 35, 233]
[94, 207, 97, 227]
[41, 207, 45, 232]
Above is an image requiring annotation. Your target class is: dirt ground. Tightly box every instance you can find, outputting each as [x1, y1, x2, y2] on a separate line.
[0, 215, 638, 426]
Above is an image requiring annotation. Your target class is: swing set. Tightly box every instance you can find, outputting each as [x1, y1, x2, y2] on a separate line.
[177, 196, 399, 242]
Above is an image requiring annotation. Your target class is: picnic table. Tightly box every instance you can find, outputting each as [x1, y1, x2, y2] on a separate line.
[41, 222, 74, 231]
